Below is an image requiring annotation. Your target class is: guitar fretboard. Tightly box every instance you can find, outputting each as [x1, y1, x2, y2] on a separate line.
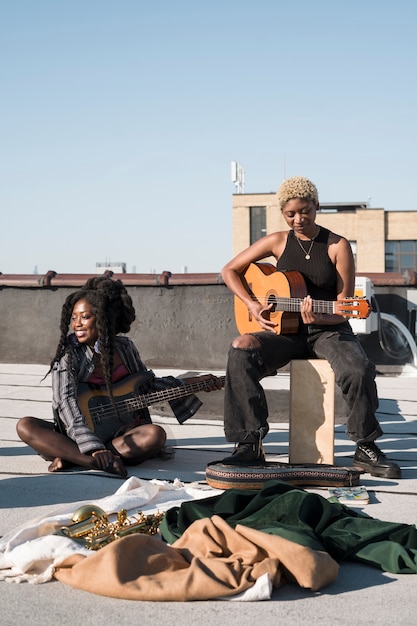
[267, 297, 335, 314]
[90, 376, 226, 422]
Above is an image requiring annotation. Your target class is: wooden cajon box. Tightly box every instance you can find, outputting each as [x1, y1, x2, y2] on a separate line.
[289, 359, 335, 464]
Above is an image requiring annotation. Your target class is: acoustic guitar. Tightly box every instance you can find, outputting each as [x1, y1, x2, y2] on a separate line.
[77, 371, 225, 441]
[234, 262, 371, 335]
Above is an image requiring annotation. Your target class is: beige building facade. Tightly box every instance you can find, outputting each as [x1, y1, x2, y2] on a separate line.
[232, 193, 417, 273]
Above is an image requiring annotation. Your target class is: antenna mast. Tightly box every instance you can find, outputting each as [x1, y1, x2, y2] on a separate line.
[231, 161, 245, 193]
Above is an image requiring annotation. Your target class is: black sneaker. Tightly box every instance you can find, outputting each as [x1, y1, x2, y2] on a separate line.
[353, 442, 401, 479]
[222, 442, 266, 466]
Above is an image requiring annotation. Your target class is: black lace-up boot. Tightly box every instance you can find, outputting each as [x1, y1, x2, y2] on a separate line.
[222, 441, 266, 466]
[353, 442, 401, 479]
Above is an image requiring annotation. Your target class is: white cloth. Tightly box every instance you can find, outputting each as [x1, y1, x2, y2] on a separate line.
[0, 477, 272, 600]
[0, 477, 221, 584]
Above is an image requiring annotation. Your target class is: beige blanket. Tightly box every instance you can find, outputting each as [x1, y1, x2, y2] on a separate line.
[54, 514, 339, 601]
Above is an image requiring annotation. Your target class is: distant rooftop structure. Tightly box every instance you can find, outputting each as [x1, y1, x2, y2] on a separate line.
[319, 201, 370, 213]
[95, 261, 127, 274]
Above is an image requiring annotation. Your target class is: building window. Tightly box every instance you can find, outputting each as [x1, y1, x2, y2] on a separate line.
[385, 240, 417, 272]
[250, 206, 266, 244]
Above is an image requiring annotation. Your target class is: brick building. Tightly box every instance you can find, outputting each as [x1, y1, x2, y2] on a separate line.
[232, 194, 417, 274]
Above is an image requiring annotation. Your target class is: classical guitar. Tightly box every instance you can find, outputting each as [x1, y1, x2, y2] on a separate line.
[77, 371, 225, 441]
[234, 262, 371, 335]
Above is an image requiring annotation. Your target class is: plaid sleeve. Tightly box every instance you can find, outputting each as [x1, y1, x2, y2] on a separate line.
[51, 353, 106, 454]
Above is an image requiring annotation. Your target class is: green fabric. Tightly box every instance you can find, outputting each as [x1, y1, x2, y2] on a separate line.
[160, 480, 417, 574]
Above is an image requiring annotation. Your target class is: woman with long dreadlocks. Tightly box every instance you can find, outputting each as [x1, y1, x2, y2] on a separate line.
[16, 277, 220, 477]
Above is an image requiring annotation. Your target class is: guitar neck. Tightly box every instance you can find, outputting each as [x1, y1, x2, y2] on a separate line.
[274, 297, 335, 314]
[130, 376, 226, 410]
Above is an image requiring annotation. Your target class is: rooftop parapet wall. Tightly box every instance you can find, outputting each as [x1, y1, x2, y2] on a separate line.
[0, 270, 225, 288]
[0, 274, 234, 368]
[1, 270, 416, 289]
[0, 272, 416, 368]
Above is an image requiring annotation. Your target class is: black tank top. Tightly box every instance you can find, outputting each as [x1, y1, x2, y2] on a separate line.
[276, 227, 337, 301]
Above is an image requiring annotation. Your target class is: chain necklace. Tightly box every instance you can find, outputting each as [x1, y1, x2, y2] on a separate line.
[295, 226, 320, 260]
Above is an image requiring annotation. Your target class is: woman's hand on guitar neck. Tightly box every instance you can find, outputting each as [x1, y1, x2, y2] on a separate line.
[300, 295, 347, 326]
[300, 295, 317, 325]
[180, 373, 224, 392]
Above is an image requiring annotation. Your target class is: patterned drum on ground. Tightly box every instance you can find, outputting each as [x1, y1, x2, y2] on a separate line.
[205, 461, 362, 490]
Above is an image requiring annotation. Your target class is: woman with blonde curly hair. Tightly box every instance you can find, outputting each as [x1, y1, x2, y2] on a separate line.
[221, 176, 401, 479]
[17, 276, 218, 476]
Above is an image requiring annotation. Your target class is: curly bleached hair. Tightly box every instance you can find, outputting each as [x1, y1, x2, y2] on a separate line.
[48, 277, 136, 397]
[277, 176, 319, 210]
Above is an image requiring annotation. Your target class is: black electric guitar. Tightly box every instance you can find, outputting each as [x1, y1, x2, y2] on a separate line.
[77, 371, 225, 442]
[235, 262, 372, 335]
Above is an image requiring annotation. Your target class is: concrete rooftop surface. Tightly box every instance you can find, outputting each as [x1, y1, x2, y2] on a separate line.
[0, 362, 416, 626]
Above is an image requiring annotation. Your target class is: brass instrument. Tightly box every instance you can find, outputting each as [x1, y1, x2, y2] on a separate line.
[55, 504, 165, 550]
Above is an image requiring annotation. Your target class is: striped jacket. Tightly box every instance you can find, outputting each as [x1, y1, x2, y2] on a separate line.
[51, 335, 202, 454]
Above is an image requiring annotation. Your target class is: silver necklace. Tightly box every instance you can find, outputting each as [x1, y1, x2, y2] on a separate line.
[295, 226, 320, 260]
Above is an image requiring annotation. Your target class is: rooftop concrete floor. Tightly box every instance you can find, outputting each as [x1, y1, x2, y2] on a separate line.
[0, 363, 416, 626]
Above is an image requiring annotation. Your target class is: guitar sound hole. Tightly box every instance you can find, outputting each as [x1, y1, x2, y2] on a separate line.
[267, 295, 277, 312]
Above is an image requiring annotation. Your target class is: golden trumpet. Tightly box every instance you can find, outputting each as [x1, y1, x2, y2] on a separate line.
[56, 505, 165, 550]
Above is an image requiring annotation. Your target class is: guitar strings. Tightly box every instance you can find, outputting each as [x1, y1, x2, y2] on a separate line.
[250, 296, 336, 313]
[89, 386, 200, 421]
[250, 296, 362, 313]
[88, 376, 226, 423]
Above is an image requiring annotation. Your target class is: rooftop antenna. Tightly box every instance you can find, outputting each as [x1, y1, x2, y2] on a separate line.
[231, 160, 245, 193]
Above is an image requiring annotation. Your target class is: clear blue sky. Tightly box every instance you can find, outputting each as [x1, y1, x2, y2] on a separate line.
[1, 0, 416, 275]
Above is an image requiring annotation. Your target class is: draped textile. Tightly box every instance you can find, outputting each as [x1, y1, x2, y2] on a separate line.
[161, 480, 417, 574]
[53, 480, 417, 601]
[54, 514, 339, 600]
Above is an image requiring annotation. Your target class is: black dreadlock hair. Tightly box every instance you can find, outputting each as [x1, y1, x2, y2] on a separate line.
[48, 277, 136, 398]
